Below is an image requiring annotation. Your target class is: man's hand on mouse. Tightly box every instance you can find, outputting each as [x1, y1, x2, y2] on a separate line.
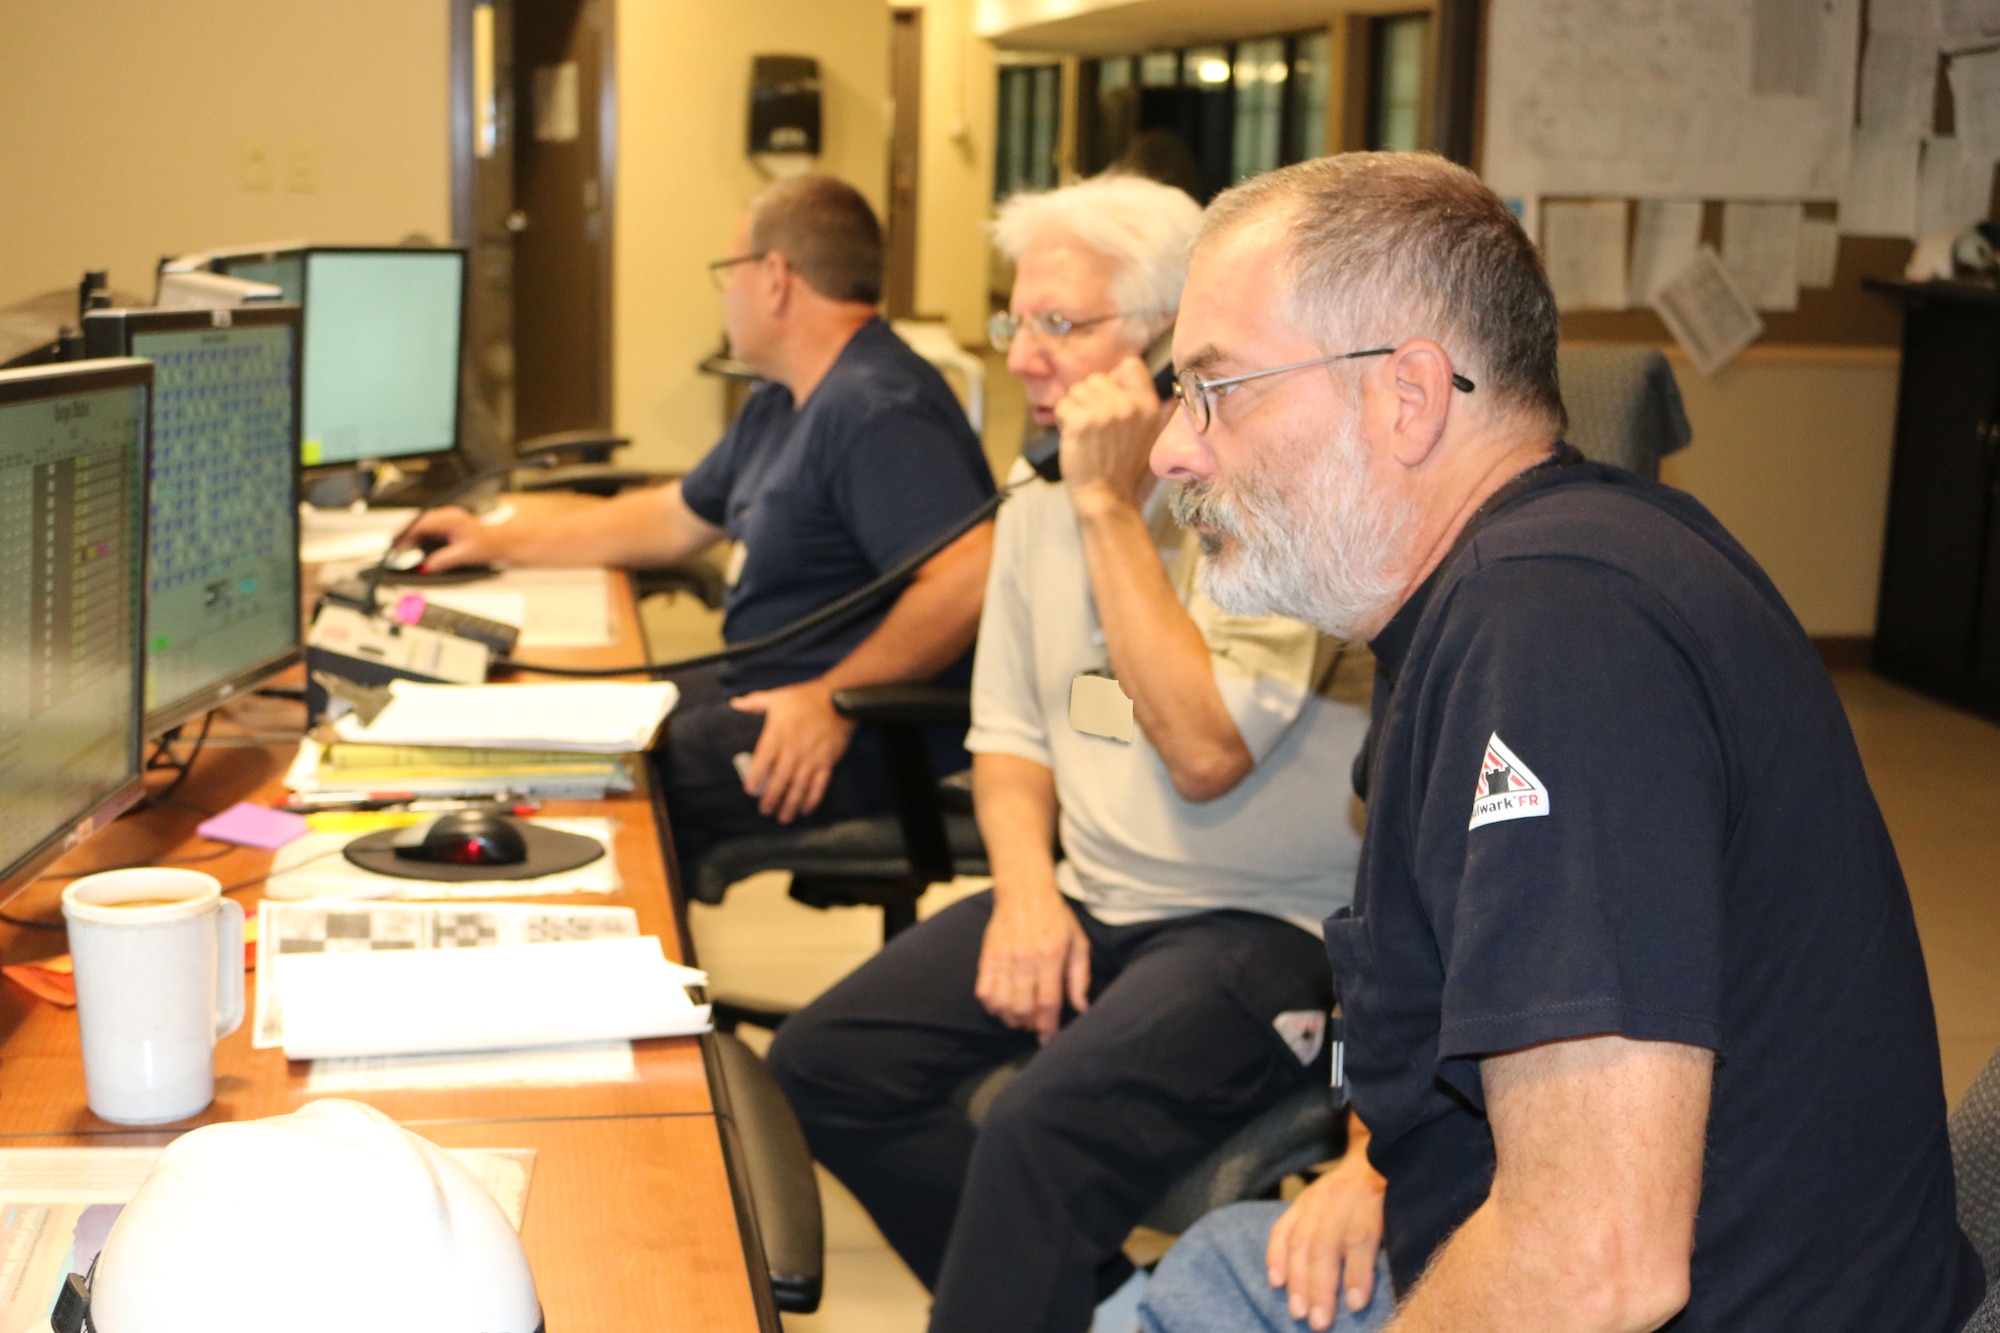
[398, 507, 498, 572]
[1053, 356, 1172, 516]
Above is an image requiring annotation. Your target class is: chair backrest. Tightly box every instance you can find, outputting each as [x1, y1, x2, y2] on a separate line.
[1952, 1044, 2000, 1330]
[1555, 344, 1693, 479]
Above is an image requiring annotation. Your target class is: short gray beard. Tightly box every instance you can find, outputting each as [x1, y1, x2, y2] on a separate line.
[1170, 414, 1415, 638]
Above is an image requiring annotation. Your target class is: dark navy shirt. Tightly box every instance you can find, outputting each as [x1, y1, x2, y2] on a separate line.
[1334, 455, 1980, 1329]
[679, 318, 995, 694]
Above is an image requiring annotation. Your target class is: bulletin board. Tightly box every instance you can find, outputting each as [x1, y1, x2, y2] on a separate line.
[1479, 0, 2000, 352]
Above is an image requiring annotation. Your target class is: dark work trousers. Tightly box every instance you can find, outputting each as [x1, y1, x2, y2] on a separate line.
[653, 664, 894, 891]
[766, 889, 1335, 1333]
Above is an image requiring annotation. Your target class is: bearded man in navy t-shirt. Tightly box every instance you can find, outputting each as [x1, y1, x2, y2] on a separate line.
[1137, 152, 1981, 1333]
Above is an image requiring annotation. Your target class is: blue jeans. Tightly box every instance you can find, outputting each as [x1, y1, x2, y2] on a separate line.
[1139, 1202, 1396, 1333]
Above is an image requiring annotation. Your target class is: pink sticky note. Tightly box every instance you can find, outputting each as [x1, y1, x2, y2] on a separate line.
[392, 593, 427, 625]
[196, 802, 309, 850]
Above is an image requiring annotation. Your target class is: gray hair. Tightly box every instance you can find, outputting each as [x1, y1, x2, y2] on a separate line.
[1199, 153, 1565, 433]
[992, 172, 1204, 343]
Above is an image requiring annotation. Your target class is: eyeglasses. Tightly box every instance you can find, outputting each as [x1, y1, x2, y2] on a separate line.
[988, 309, 1126, 353]
[707, 252, 768, 291]
[1171, 348, 1476, 433]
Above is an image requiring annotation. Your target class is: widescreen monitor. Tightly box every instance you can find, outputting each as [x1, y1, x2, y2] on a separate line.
[209, 246, 466, 469]
[83, 307, 304, 736]
[0, 358, 150, 896]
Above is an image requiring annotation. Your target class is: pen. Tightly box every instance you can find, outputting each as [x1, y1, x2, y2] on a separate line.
[274, 796, 541, 815]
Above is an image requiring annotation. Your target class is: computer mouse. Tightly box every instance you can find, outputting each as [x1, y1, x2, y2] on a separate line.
[390, 810, 530, 867]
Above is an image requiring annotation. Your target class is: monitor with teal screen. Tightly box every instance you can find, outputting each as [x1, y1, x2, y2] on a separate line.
[0, 358, 149, 895]
[209, 246, 465, 468]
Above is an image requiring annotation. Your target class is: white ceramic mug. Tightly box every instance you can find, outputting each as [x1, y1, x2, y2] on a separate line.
[61, 868, 246, 1125]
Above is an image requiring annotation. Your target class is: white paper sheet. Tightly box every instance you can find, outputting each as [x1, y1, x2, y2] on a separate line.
[1541, 200, 1631, 310]
[332, 679, 678, 752]
[1948, 50, 2000, 159]
[475, 567, 615, 649]
[1860, 29, 1941, 135]
[277, 936, 713, 1060]
[1651, 246, 1767, 377]
[1797, 218, 1842, 287]
[1917, 136, 1996, 235]
[1721, 202, 1805, 310]
[1943, 0, 2000, 49]
[298, 504, 420, 564]
[1628, 200, 1705, 305]
[1483, 0, 1859, 202]
[1873, 0, 1943, 32]
[255, 900, 646, 1048]
[1839, 129, 1924, 235]
[308, 1041, 638, 1093]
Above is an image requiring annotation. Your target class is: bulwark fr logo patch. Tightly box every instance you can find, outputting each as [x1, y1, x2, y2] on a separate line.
[1469, 733, 1550, 830]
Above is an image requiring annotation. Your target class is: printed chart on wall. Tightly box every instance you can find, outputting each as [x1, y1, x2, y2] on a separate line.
[1484, 0, 1862, 210]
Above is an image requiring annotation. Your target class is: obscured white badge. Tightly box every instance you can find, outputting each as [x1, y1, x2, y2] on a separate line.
[724, 541, 748, 588]
[1069, 672, 1134, 743]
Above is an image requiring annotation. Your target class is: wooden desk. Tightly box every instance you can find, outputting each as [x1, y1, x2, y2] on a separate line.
[0, 569, 774, 1332]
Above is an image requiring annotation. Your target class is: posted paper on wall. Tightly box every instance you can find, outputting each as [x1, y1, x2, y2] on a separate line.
[1541, 199, 1631, 310]
[1917, 136, 1996, 236]
[1797, 218, 1842, 287]
[1839, 130, 1923, 236]
[1721, 202, 1804, 311]
[1628, 201, 1704, 306]
[1651, 246, 1767, 377]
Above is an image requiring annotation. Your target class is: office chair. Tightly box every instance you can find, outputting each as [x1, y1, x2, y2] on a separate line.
[1554, 344, 1693, 478]
[693, 685, 984, 1032]
[1951, 1045, 2000, 1333]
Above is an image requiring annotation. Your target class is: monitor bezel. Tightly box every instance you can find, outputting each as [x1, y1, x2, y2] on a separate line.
[209, 244, 469, 477]
[82, 306, 308, 738]
[0, 358, 153, 899]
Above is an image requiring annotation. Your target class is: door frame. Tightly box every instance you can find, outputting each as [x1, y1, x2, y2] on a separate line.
[450, 0, 618, 439]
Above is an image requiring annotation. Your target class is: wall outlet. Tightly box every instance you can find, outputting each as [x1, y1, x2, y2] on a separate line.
[283, 141, 321, 194]
[237, 140, 275, 192]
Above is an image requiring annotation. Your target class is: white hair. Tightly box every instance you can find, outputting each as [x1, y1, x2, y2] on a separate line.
[991, 173, 1203, 342]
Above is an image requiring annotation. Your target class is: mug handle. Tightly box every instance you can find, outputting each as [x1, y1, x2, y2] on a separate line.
[214, 898, 246, 1040]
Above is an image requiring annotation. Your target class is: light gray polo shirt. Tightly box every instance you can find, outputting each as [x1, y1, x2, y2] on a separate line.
[966, 468, 1371, 937]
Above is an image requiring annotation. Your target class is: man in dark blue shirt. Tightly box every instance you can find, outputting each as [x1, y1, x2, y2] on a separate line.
[408, 176, 995, 879]
[1137, 152, 1981, 1333]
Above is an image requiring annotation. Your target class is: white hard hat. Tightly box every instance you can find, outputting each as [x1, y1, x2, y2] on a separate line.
[55, 1099, 541, 1333]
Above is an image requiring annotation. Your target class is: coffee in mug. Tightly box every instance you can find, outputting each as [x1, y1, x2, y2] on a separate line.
[61, 868, 246, 1125]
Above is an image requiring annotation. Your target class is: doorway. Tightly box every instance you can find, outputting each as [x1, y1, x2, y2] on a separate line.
[450, 0, 616, 456]
[885, 9, 923, 319]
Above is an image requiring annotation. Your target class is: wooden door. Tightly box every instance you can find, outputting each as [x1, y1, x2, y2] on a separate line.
[885, 10, 923, 319]
[511, 0, 614, 440]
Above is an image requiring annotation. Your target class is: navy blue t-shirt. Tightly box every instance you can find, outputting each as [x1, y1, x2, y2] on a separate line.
[1334, 454, 1980, 1328]
[679, 318, 995, 694]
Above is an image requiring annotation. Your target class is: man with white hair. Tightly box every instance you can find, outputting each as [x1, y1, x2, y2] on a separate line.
[767, 173, 1375, 1333]
[1138, 152, 1979, 1332]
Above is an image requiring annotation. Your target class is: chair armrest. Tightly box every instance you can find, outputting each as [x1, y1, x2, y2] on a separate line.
[710, 1031, 824, 1313]
[830, 684, 972, 728]
[514, 463, 671, 497]
[514, 429, 631, 464]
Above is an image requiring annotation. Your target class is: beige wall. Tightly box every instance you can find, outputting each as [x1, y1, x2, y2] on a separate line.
[612, 0, 892, 472]
[901, 0, 998, 346]
[0, 0, 450, 312]
[1659, 349, 1901, 640]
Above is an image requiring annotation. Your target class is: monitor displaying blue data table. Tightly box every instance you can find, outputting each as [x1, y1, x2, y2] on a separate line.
[83, 306, 304, 735]
[0, 358, 150, 896]
[209, 246, 466, 469]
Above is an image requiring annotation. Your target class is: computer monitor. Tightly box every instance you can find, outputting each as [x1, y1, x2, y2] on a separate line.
[208, 246, 466, 470]
[83, 307, 305, 736]
[0, 358, 150, 896]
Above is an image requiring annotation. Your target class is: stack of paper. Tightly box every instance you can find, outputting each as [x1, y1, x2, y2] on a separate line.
[285, 738, 634, 801]
[331, 680, 679, 753]
[277, 935, 712, 1060]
